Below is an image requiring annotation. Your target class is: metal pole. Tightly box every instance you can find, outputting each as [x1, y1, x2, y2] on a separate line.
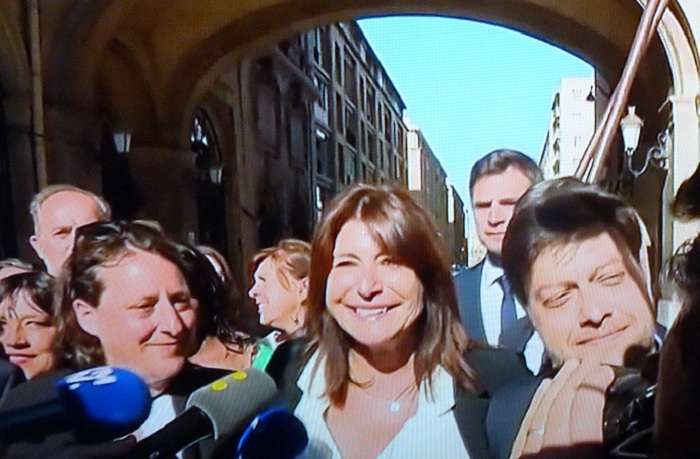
[574, 0, 668, 183]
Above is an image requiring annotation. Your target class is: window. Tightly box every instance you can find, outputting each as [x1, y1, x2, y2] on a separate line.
[338, 145, 345, 181]
[360, 78, 366, 116]
[344, 55, 357, 105]
[311, 29, 322, 64]
[384, 111, 391, 139]
[366, 87, 375, 123]
[191, 109, 221, 175]
[335, 93, 343, 131]
[313, 75, 328, 110]
[315, 185, 329, 222]
[190, 108, 226, 251]
[316, 129, 331, 177]
[345, 106, 357, 147]
[344, 151, 356, 184]
[367, 130, 376, 164]
[334, 44, 342, 82]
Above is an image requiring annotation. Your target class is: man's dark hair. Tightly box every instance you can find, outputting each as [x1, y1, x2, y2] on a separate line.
[469, 149, 543, 198]
[502, 177, 647, 306]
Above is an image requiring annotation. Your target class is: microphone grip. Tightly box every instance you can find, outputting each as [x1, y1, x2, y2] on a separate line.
[132, 407, 213, 459]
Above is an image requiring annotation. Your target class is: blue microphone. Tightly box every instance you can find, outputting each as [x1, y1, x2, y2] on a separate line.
[237, 408, 309, 459]
[0, 366, 151, 442]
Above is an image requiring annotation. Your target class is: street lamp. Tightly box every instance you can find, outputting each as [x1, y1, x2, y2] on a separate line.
[619, 106, 668, 178]
[113, 131, 132, 154]
[208, 166, 223, 184]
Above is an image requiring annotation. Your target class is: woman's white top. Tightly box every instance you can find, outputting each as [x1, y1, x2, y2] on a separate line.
[294, 351, 470, 459]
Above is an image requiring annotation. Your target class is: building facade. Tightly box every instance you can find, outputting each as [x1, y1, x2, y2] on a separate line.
[539, 77, 596, 179]
[406, 118, 449, 242]
[306, 22, 409, 220]
[405, 117, 467, 264]
[0, 0, 697, 304]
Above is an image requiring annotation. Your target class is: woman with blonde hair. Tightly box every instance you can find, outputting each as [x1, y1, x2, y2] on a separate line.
[248, 239, 311, 337]
[248, 239, 311, 370]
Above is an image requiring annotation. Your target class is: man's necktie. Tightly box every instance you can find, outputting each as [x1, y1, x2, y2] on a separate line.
[498, 275, 518, 346]
[498, 276, 536, 353]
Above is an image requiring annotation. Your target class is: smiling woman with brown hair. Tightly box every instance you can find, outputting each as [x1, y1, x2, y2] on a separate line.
[266, 183, 533, 459]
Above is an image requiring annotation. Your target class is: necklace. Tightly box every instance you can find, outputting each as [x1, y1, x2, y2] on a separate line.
[358, 380, 418, 413]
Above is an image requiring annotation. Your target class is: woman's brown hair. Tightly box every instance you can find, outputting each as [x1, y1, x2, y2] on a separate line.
[307, 184, 475, 405]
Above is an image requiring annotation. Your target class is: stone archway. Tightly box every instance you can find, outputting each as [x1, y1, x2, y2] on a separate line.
[33, 0, 700, 260]
[41, 1, 678, 149]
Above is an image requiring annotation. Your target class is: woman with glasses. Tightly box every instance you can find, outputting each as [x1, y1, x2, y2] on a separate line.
[56, 220, 228, 452]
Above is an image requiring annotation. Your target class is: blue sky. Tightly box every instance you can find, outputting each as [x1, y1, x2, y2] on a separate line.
[358, 16, 593, 204]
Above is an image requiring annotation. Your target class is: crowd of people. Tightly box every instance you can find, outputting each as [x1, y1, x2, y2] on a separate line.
[0, 151, 697, 458]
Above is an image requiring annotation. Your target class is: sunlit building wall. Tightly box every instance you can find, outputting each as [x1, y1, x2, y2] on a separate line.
[539, 77, 596, 178]
[406, 118, 450, 252]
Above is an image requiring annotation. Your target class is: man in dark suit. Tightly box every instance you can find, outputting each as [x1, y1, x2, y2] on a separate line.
[454, 149, 544, 373]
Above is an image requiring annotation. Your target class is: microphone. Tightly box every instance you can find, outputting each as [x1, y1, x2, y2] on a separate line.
[0, 366, 151, 442]
[237, 408, 308, 459]
[133, 368, 278, 459]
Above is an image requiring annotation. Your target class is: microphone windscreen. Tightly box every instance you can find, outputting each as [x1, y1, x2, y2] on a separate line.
[186, 369, 277, 440]
[58, 366, 151, 440]
[237, 408, 308, 459]
[0, 366, 151, 442]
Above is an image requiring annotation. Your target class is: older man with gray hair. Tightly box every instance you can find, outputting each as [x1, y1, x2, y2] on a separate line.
[28, 184, 111, 276]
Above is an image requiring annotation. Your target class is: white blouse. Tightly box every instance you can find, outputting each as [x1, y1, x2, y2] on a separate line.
[294, 351, 471, 459]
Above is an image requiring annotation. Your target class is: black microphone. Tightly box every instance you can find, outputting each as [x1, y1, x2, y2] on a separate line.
[132, 368, 278, 459]
[0, 366, 151, 442]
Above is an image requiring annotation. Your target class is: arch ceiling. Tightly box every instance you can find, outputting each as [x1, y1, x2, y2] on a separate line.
[45, 0, 689, 148]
